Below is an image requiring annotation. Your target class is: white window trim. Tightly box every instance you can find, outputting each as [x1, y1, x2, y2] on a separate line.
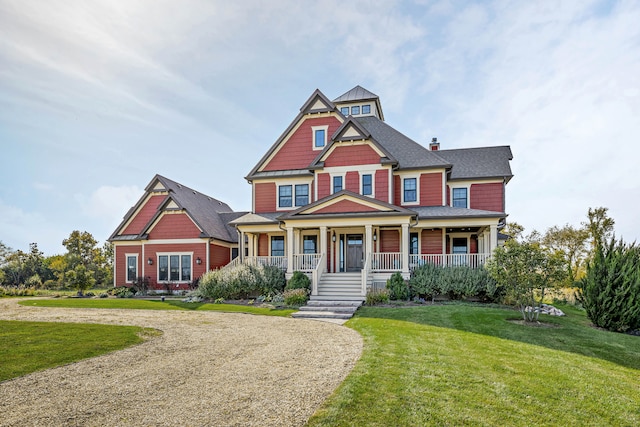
[156, 252, 193, 283]
[449, 235, 470, 254]
[269, 234, 286, 257]
[277, 183, 310, 210]
[451, 185, 470, 209]
[401, 175, 420, 205]
[312, 125, 329, 151]
[125, 253, 138, 284]
[331, 173, 345, 194]
[360, 171, 375, 198]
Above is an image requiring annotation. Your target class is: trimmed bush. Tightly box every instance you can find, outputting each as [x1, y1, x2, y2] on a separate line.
[286, 271, 311, 291]
[386, 272, 409, 300]
[409, 264, 499, 302]
[409, 263, 442, 302]
[365, 288, 390, 306]
[194, 263, 286, 300]
[283, 288, 309, 306]
[258, 265, 286, 295]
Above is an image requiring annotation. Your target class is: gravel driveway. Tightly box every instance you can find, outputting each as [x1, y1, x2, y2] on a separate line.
[0, 299, 362, 426]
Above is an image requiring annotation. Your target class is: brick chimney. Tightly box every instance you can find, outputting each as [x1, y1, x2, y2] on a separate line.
[429, 137, 440, 151]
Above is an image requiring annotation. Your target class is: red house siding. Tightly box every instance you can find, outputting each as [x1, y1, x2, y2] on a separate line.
[324, 144, 380, 167]
[380, 229, 400, 252]
[393, 175, 401, 206]
[317, 173, 330, 199]
[210, 243, 230, 269]
[262, 116, 342, 171]
[313, 200, 379, 214]
[255, 182, 276, 213]
[122, 195, 165, 235]
[420, 173, 442, 206]
[375, 169, 389, 203]
[345, 171, 359, 193]
[470, 236, 478, 254]
[470, 183, 504, 212]
[144, 243, 207, 290]
[115, 244, 141, 286]
[258, 233, 269, 256]
[148, 213, 201, 240]
[421, 229, 443, 254]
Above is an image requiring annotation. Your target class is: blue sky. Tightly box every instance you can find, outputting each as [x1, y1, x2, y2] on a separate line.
[1, 0, 639, 255]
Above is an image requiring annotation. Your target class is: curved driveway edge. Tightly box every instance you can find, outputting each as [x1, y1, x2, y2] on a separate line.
[0, 299, 363, 427]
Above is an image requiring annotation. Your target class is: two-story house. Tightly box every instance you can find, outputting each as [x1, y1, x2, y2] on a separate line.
[231, 86, 513, 301]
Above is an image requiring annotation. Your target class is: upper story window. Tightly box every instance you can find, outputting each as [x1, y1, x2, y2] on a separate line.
[452, 188, 468, 208]
[362, 104, 371, 114]
[340, 107, 349, 116]
[333, 176, 343, 193]
[403, 178, 417, 203]
[279, 185, 292, 207]
[312, 125, 328, 150]
[295, 184, 309, 206]
[126, 254, 137, 283]
[271, 236, 285, 257]
[351, 106, 360, 115]
[362, 174, 372, 196]
[158, 254, 191, 282]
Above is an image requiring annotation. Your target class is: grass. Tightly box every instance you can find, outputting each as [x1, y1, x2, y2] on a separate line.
[0, 320, 153, 382]
[18, 298, 296, 317]
[308, 303, 640, 427]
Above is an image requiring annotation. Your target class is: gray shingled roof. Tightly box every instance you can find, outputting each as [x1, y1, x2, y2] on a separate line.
[435, 146, 513, 181]
[333, 85, 379, 102]
[355, 116, 451, 170]
[412, 206, 506, 219]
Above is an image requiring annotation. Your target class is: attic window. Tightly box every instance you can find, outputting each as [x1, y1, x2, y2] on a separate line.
[312, 125, 328, 150]
[362, 105, 371, 114]
[351, 106, 360, 115]
[340, 107, 349, 116]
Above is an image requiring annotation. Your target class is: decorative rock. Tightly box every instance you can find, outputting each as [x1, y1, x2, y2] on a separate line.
[524, 303, 565, 316]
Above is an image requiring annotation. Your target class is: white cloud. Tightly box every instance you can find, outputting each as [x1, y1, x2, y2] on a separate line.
[78, 185, 142, 227]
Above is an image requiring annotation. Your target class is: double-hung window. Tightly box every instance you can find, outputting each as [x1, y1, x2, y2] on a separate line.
[403, 178, 417, 203]
[126, 255, 137, 282]
[158, 254, 191, 282]
[279, 185, 292, 207]
[452, 188, 467, 208]
[362, 174, 372, 196]
[271, 236, 285, 257]
[333, 176, 343, 193]
[295, 184, 309, 206]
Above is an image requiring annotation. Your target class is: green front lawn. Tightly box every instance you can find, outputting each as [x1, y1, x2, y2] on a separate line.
[18, 298, 296, 317]
[0, 321, 151, 382]
[308, 304, 640, 426]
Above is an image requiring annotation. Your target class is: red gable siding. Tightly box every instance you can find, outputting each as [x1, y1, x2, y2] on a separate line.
[470, 183, 504, 212]
[148, 213, 201, 240]
[345, 171, 359, 193]
[262, 116, 342, 171]
[317, 173, 330, 200]
[258, 233, 269, 256]
[375, 169, 388, 203]
[210, 243, 230, 269]
[324, 144, 380, 167]
[380, 229, 400, 252]
[421, 229, 442, 254]
[122, 195, 165, 235]
[393, 175, 401, 206]
[255, 182, 276, 213]
[420, 172, 442, 206]
[313, 199, 380, 214]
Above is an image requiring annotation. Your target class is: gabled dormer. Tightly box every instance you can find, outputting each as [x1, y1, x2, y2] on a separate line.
[333, 85, 385, 120]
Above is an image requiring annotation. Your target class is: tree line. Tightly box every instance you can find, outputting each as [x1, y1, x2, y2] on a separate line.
[0, 231, 112, 293]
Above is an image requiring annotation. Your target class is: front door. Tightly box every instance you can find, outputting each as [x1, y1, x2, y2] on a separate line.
[346, 234, 363, 272]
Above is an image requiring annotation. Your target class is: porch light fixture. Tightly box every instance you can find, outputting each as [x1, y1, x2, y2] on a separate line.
[332, 231, 336, 242]
[147, 257, 153, 265]
[196, 257, 202, 265]
[373, 230, 377, 241]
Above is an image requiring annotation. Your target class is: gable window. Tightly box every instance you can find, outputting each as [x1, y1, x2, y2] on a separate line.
[158, 254, 191, 282]
[362, 104, 371, 114]
[410, 233, 419, 255]
[279, 185, 292, 207]
[351, 105, 360, 115]
[271, 236, 285, 257]
[340, 107, 349, 116]
[303, 235, 317, 254]
[312, 125, 328, 150]
[126, 255, 137, 283]
[295, 184, 309, 206]
[452, 188, 468, 208]
[333, 176, 343, 193]
[404, 178, 417, 203]
[362, 174, 372, 196]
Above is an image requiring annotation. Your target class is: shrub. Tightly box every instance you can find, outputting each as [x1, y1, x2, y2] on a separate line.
[283, 288, 309, 306]
[84, 291, 95, 297]
[286, 271, 311, 291]
[99, 293, 108, 298]
[409, 263, 442, 301]
[258, 265, 286, 295]
[113, 286, 134, 298]
[578, 238, 640, 332]
[410, 264, 500, 302]
[365, 288, 390, 306]
[386, 272, 409, 301]
[131, 276, 150, 295]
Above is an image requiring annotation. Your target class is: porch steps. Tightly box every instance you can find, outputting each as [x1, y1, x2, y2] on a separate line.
[316, 273, 363, 300]
[292, 300, 362, 320]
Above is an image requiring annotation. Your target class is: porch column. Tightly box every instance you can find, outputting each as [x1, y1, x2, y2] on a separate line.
[365, 225, 372, 261]
[247, 233, 254, 257]
[401, 223, 410, 274]
[319, 226, 327, 258]
[293, 229, 301, 255]
[489, 224, 498, 252]
[286, 227, 294, 273]
[239, 230, 245, 261]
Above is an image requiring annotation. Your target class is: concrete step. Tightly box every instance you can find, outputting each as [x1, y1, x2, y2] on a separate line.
[310, 295, 365, 302]
[291, 311, 354, 320]
[306, 300, 362, 307]
[298, 305, 358, 313]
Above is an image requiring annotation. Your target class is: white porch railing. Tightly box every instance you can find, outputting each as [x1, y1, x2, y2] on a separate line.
[370, 252, 402, 272]
[409, 253, 491, 270]
[244, 256, 287, 270]
[311, 253, 325, 297]
[221, 256, 242, 271]
[292, 253, 322, 272]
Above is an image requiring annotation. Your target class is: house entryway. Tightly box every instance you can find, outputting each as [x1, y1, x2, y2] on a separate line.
[346, 234, 363, 272]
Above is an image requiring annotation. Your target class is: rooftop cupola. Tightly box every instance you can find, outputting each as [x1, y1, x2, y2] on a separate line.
[429, 137, 440, 151]
[333, 85, 385, 121]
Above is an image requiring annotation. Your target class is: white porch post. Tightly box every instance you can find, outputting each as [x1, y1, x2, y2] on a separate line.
[489, 224, 498, 253]
[286, 227, 294, 273]
[239, 231, 245, 261]
[294, 229, 301, 255]
[320, 226, 327, 258]
[247, 233, 254, 257]
[365, 225, 372, 265]
[401, 223, 410, 274]
[441, 227, 446, 257]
